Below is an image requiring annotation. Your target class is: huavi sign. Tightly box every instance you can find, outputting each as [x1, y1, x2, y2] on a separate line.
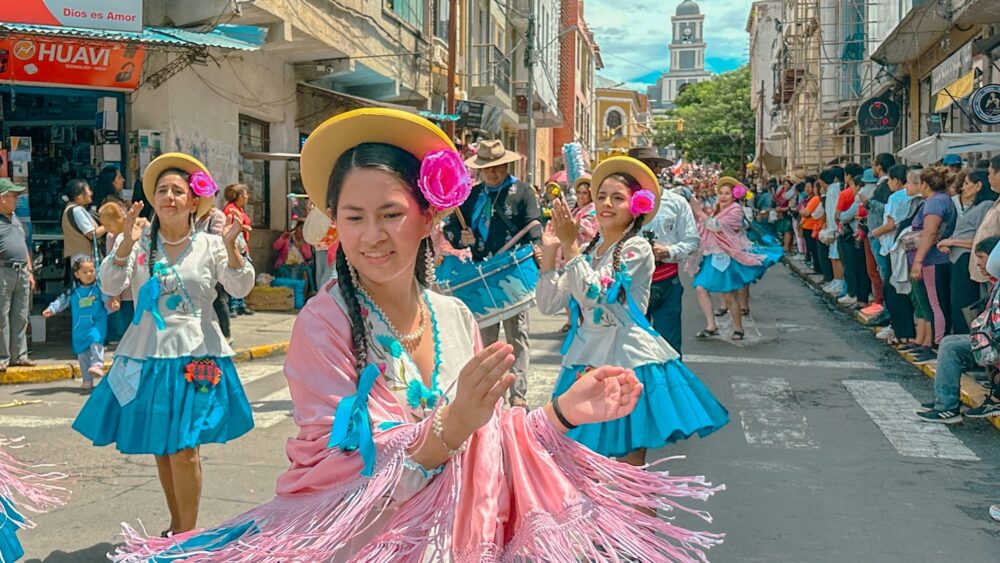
[857, 97, 900, 137]
[0, 37, 144, 91]
[2, 0, 143, 33]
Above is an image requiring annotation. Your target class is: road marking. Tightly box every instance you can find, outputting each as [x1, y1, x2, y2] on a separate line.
[843, 380, 979, 461]
[252, 388, 292, 429]
[686, 354, 878, 370]
[238, 362, 284, 386]
[0, 415, 74, 428]
[731, 376, 819, 449]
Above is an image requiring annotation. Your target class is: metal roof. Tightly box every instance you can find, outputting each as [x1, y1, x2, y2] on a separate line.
[0, 23, 263, 51]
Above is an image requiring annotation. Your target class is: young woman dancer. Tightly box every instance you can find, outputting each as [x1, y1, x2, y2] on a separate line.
[539, 156, 728, 467]
[107, 109, 724, 562]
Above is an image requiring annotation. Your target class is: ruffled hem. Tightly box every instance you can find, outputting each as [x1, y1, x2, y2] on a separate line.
[553, 361, 729, 457]
[72, 356, 254, 455]
[693, 254, 775, 293]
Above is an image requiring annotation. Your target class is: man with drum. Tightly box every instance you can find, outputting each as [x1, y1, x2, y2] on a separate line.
[444, 140, 542, 407]
[628, 147, 699, 357]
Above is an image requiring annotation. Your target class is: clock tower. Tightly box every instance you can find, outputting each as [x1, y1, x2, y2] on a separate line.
[648, 0, 712, 111]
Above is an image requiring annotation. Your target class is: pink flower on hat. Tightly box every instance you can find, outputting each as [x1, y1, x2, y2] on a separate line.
[418, 149, 473, 211]
[630, 189, 655, 216]
[731, 184, 748, 200]
[188, 171, 219, 199]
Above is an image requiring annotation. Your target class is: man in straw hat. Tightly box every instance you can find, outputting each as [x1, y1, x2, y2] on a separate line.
[443, 139, 542, 407]
[627, 147, 699, 356]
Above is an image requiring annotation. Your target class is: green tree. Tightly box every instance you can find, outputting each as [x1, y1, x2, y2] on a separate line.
[654, 65, 755, 176]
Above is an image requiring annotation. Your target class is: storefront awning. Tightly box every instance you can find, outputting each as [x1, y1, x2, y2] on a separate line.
[0, 23, 264, 51]
[934, 70, 976, 113]
[897, 133, 1000, 165]
[296, 82, 418, 131]
[870, 3, 950, 65]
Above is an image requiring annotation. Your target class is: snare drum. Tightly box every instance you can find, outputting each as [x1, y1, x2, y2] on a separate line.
[436, 244, 539, 327]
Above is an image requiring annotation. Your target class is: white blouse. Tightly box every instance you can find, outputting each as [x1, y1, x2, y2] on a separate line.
[536, 237, 678, 368]
[100, 229, 255, 359]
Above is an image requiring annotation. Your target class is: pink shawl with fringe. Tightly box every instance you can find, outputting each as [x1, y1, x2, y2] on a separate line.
[112, 283, 723, 562]
[685, 201, 764, 275]
[0, 435, 70, 535]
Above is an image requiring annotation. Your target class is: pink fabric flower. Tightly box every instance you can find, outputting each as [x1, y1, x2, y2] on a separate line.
[630, 189, 655, 216]
[418, 149, 473, 211]
[600, 274, 613, 288]
[188, 171, 219, 198]
[731, 184, 747, 200]
[137, 252, 147, 266]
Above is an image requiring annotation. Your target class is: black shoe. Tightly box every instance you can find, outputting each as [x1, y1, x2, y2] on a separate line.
[918, 400, 936, 411]
[911, 348, 937, 365]
[965, 397, 1000, 419]
[864, 313, 890, 327]
[241, 307, 255, 316]
[916, 408, 962, 424]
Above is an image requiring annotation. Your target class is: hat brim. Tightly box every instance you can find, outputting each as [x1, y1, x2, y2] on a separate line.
[590, 156, 661, 226]
[716, 176, 742, 191]
[465, 151, 523, 170]
[301, 108, 455, 215]
[573, 176, 592, 191]
[142, 153, 215, 219]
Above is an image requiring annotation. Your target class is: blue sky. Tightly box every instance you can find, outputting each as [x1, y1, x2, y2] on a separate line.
[587, 0, 752, 90]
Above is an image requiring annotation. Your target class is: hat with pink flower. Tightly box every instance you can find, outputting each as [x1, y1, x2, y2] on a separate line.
[589, 156, 662, 225]
[142, 153, 219, 218]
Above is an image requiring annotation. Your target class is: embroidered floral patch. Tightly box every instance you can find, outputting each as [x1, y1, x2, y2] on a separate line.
[586, 283, 600, 300]
[137, 252, 147, 266]
[600, 274, 613, 288]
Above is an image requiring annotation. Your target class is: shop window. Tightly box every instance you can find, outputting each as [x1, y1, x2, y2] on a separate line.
[238, 115, 270, 228]
[386, 0, 425, 30]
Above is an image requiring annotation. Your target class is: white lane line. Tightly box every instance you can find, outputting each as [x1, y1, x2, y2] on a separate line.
[686, 354, 878, 370]
[731, 376, 819, 450]
[0, 415, 74, 428]
[843, 380, 979, 461]
[238, 362, 284, 386]
[252, 388, 292, 429]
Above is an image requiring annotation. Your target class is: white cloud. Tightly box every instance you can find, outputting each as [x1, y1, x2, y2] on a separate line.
[586, 0, 753, 88]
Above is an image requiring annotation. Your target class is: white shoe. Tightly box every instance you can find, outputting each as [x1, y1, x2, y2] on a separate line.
[838, 295, 857, 305]
[824, 280, 843, 294]
[876, 326, 894, 340]
[821, 280, 836, 292]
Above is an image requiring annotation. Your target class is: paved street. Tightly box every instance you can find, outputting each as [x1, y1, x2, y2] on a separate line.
[3, 263, 999, 562]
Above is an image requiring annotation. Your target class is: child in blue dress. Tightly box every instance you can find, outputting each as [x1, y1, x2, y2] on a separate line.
[42, 257, 116, 391]
[538, 156, 729, 467]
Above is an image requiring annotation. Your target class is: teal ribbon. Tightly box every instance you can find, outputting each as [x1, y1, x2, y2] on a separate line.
[560, 298, 581, 355]
[132, 263, 166, 330]
[608, 271, 658, 337]
[328, 362, 380, 477]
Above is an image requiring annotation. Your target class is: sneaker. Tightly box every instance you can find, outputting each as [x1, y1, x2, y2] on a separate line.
[864, 312, 890, 327]
[824, 280, 843, 294]
[965, 396, 1000, 419]
[918, 400, 936, 411]
[876, 326, 894, 340]
[861, 303, 884, 316]
[911, 348, 937, 365]
[898, 342, 921, 352]
[915, 408, 962, 424]
[838, 294, 858, 305]
[821, 280, 836, 292]
[990, 504, 1000, 522]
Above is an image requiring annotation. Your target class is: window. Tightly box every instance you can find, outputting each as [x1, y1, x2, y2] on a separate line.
[238, 115, 270, 228]
[606, 110, 623, 137]
[679, 51, 695, 70]
[433, 0, 449, 40]
[386, 0, 425, 30]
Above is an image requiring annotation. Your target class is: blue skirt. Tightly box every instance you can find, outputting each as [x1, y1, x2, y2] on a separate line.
[693, 253, 775, 293]
[552, 360, 729, 458]
[0, 496, 25, 562]
[72, 356, 254, 456]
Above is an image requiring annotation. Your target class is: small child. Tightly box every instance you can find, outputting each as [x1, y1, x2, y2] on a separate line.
[42, 257, 118, 390]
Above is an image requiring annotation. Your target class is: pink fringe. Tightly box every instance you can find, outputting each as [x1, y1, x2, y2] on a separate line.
[0, 435, 70, 530]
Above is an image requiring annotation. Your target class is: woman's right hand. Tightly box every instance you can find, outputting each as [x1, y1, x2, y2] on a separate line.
[446, 342, 515, 441]
[540, 221, 561, 251]
[120, 202, 145, 249]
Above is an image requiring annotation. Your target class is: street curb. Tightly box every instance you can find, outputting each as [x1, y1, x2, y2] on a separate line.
[0, 340, 291, 386]
[782, 256, 1000, 432]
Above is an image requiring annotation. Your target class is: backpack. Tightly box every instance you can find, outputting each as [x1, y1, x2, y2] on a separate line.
[970, 282, 1000, 367]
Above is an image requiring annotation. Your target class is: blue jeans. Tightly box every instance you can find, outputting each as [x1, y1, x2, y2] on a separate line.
[934, 334, 974, 411]
[871, 239, 889, 280]
[646, 275, 684, 357]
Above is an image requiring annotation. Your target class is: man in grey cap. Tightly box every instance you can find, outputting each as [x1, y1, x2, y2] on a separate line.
[0, 179, 37, 373]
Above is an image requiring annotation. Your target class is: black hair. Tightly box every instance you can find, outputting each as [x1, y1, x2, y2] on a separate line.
[844, 162, 864, 183]
[888, 164, 908, 183]
[819, 169, 836, 185]
[975, 159, 990, 170]
[967, 169, 997, 206]
[580, 172, 649, 302]
[804, 175, 817, 185]
[65, 178, 90, 202]
[93, 165, 120, 207]
[72, 256, 95, 273]
[976, 236, 1000, 256]
[830, 166, 845, 183]
[874, 153, 895, 173]
[991, 155, 1000, 173]
[325, 142, 433, 375]
[793, 182, 805, 194]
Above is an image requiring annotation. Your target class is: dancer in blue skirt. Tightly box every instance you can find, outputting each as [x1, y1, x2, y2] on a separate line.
[538, 156, 728, 467]
[1, 435, 68, 562]
[72, 153, 255, 536]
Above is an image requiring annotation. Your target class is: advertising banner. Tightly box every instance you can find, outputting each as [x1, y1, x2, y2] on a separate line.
[0, 37, 144, 91]
[2, 0, 143, 33]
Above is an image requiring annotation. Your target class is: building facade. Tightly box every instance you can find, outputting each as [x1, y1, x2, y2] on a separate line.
[648, 0, 712, 111]
[595, 78, 653, 163]
[552, 0, 603, 173]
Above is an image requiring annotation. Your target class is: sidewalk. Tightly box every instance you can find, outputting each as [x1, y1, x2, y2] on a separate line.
[0, 311, 296, 385]
[783, 255, 1000, 431]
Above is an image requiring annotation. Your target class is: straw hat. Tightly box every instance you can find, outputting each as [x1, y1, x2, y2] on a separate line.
[590, 156, 661, 225]
[300, 108, 454, 213]
[716, 176, 743, 191]
[142, 153, 216, 219]
[573, 173, 593, 191]
[465, 139, 523, 169]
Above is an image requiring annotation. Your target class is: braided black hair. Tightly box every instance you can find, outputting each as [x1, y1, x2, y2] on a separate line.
[147, 216, 159, 276]
[335, 244, 369, 375]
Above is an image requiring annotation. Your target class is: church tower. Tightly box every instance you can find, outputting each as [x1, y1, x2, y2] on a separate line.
[648, 0, 712, 111]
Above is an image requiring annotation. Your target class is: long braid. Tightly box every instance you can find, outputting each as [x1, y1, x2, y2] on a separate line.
[335, 245, 369, 375]
[612, 219, 644, 303]
[147, 217, 159, 276]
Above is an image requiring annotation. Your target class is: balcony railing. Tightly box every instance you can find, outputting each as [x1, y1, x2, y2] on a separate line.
[474, 46, 512, 97]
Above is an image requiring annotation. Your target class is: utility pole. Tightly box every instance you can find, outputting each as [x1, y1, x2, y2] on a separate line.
[525, 8, 537, 186]
[446, 0, 458, 140]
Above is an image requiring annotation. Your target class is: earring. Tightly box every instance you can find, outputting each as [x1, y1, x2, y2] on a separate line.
[424, 239, 436, 287]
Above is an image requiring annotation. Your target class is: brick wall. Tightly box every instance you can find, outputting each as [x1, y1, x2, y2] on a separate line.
[553, 0, 580, 165]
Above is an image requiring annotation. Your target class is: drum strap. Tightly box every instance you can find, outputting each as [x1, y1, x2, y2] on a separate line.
[497, 220, 541, 255]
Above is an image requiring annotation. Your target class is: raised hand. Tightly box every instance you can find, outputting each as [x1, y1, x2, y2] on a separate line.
[550, 198, 580, 248]
[541, 220, 561, 251]
[121, 202, 145, 245]
[448, 342, 515, 437]
[556, 366, 642, 426]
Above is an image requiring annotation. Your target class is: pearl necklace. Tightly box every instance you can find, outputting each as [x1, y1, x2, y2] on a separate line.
[354, 279, 427, 349]
[159, 227, 193, 246]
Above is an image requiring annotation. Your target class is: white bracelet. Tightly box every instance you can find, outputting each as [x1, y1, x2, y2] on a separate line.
[563, 254, 587, 269]
[432, 407, 468, 458]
